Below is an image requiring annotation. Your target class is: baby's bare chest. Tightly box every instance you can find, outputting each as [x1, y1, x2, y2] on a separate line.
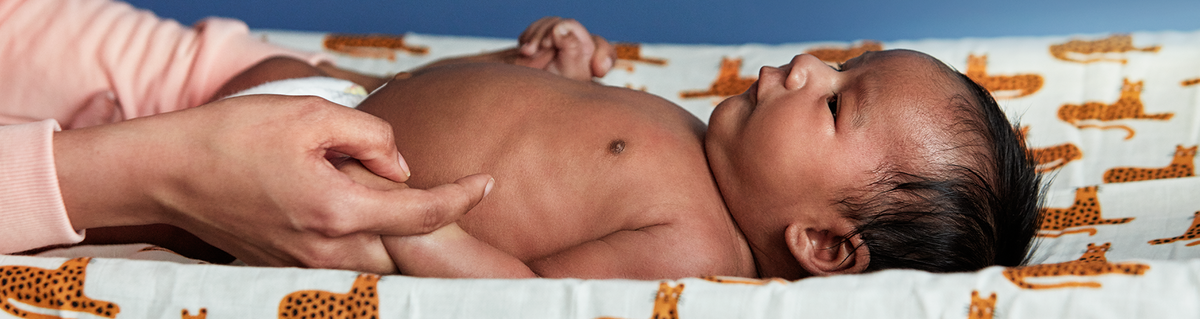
[397, 119, 723, 260]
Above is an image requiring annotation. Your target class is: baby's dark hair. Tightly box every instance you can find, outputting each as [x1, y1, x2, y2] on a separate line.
[837, 71, 1043, 273]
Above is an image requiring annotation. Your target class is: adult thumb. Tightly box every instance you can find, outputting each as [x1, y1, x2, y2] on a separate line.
[362, 174, 495, 236]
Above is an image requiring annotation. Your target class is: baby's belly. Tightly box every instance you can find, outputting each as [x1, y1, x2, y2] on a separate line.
[408, 140, 642, 261]
[353, 63, 713, 262]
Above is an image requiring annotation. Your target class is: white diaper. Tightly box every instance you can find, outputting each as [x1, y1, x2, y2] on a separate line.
[225, 76, 370, 108]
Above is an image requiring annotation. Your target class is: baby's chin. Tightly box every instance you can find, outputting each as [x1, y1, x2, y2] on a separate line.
[707, 89, 755, 140]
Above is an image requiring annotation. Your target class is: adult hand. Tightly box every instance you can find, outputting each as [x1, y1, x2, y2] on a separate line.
[516, 17, 618, 81]
[54, 94, 493, 273]
[335, 159, 525, 278]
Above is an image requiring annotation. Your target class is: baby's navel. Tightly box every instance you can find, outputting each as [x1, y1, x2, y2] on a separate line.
[609, 139, 626, 155]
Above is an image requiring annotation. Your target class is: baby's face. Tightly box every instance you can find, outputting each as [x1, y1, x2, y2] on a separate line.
[705, 50, 967, 250]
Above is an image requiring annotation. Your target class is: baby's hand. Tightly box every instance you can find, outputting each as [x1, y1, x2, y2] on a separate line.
[517, 17, 617, 81]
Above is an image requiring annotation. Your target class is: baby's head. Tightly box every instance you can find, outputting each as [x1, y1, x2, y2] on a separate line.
[705, 49, 1041, 279]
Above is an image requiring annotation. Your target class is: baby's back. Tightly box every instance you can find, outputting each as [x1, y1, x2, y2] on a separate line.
[356, 64, 753, 278]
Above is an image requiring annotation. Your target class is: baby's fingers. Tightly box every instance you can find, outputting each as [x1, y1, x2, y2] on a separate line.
[591, 35, 617, 78]
[520, 17, 562, 55]
[548, 20, 597, 80]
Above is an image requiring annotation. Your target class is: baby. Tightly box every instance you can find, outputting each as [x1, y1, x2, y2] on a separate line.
[213, 20, 1042, 280]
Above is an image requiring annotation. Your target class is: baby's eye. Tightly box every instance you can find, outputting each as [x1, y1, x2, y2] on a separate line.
[827, 94, 840, 121]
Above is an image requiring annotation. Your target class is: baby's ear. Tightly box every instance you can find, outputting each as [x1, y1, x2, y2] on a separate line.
[784, 223, 869, 277]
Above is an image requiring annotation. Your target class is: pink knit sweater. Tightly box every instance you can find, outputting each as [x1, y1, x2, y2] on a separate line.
[0, 0, 325, 253]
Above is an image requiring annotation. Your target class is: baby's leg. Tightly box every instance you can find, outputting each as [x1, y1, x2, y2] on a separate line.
[209, 56, 325, 102]
[212, 57, 388, 102]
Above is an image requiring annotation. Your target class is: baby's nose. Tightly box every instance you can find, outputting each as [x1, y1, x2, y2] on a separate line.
[783, 54, 837, 90]
[780, 54, 815, 90]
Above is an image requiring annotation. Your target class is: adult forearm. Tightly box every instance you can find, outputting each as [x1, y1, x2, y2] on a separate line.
[54, 117, 173, 231]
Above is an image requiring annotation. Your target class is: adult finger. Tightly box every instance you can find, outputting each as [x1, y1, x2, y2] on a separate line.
[353, 173, 494, 236]
[310, 102, 411, 183]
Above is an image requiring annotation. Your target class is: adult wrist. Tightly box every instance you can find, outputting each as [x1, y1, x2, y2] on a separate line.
[54, 119, 170, 230]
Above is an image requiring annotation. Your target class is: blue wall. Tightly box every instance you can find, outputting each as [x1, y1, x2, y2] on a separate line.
[125, 0, 1199, 44]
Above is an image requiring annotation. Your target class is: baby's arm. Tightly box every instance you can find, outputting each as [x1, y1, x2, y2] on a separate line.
[384, 215, 720, 279]
[338, 159, 726, 279]
[525, 223, 730, 279]
[217, 17, 613, 102]
[411, 17, 616, 81]
[393, 215, 732, 279]
[334, 159, 532, 277]
[383, 225, 536, 278]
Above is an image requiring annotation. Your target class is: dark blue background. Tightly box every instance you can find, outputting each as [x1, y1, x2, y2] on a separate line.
[124, 1, 1198, 44]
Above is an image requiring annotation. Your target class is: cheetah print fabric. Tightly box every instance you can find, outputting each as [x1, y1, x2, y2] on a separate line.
[966, 54, 1043, 99]
[679, 57, 757, 99]
[323, 34, 429, 61]
[1103, 145, 1196, 183]
[0, 258, 118, 319]
[278, 274, 379, 319]
[1036, 186, 1134, 238]
[1148, 211, 1200, 246]
[12, 23, 1200, 319]
[1003, 243, 1148, 289]
[596, 282, 684, 319]
[968, 291, 996, 319]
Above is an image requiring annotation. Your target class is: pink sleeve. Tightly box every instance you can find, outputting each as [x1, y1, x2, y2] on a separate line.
[0, 120, 84, 254]
[0, 0, 330, 128]
[0, 0, 329, 252]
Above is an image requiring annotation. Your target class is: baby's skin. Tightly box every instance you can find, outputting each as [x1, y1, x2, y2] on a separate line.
[347, 63, 756, 279]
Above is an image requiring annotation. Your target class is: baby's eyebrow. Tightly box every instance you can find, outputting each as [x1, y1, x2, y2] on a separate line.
[841, 52, 871, 70]
[851, 76, 879, 129]
[840, 53, 875, 129]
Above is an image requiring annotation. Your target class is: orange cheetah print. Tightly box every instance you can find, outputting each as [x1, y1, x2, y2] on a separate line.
[0, 257, 119, 318]
[1038, 186, 1134, 238]
[699, 276, 787, 285]
[614, 43, 667, 72]
[1031, 143, 1083, 173]
[1104, 145, 1196, 183]
[1149, 211, 1200, 246]
[1020, 127, 1083, 173]
[965, 54, 1043, 99]
[1003, 243, 1149, 289]
[805, 40, 882, 63]
[278, 273, 379, 319]
[182, 308, 207, 319]
[1058, 78, 1173, 139]
[597, 282, 684, 319]
[323, 34, 429, 61]
[1049, 34, 1160, 64]
[968, 291, 996, 319]
[1183, 78, 1200, 86]
[680, 57, 757, 99]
